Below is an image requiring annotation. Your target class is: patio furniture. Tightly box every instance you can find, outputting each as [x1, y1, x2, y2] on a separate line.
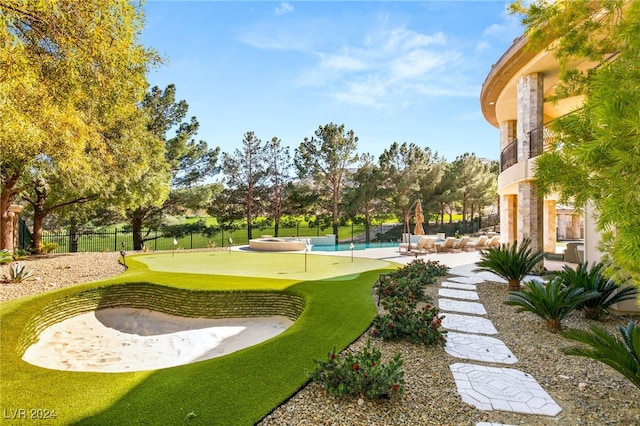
[455, 236, 474, 252]
[438, 237, 460, 253]
[410, 237, 437, 256]
[563, 242, 583, 263]
[468, 235, 488, 251]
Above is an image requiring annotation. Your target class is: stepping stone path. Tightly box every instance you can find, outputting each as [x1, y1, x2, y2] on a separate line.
[437, 272, 562, 421]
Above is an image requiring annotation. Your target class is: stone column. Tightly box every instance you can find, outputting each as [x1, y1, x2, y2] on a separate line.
[500, 194, 517, 244]
[517, 73, 544, 163]
[517, 182, 544, 253]
[571, 213, 582, 239]
[544, 200, 557, 253]
[516, 73, 544, 253]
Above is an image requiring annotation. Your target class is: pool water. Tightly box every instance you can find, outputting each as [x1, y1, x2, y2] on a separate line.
[311, 242, 398, 252]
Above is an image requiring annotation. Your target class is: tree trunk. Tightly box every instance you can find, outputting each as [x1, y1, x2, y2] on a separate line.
[0, 173, 20, 251]
[132, 215, 144, 250]
[69, 221, 80, 253]
[30, 182, 48, 254]
[364, 210, 371, 244]
[508, 279, 521, 291]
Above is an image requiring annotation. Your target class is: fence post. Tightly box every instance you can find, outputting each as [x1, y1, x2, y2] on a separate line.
[114, 228, 117, 252]
[221, 230, 224, 247]
[190, 232, 193, 249]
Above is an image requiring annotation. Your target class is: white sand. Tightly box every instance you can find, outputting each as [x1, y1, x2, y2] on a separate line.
[22, 308, 293, 373]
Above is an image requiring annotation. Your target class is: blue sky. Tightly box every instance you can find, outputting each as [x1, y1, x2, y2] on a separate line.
[141, 1, 524, 162]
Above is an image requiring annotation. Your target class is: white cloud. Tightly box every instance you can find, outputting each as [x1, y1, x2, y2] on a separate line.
[274, 2, 293, 16]
[240, 21, 477, 109]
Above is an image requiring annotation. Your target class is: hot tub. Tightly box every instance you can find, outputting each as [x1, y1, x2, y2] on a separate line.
[248, 238, 307, 252]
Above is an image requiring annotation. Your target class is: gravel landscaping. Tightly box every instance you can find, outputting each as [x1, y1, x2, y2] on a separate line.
[2, 253, 640, 425]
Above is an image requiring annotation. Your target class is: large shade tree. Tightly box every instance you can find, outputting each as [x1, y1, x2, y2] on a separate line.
[221, 131, 266, 241]
[295, 123, 359, 244]
[512, 0, 640, 284]
[379, 142, 432, 236]
[0, 0, 159, 250]
[122, 85, 219, 250]
[342, 153, 386, 244]
[264, 137, 291, 237]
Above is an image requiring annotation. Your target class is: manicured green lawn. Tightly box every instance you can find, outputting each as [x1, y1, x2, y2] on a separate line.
[0, 251, 396, 425]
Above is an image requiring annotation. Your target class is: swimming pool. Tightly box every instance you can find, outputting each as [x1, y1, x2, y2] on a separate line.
[311, 242, 399, 252]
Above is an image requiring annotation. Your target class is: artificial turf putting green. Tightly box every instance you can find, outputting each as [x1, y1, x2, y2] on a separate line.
[136, 250, 392, 282]
[0, 251, 397, 425]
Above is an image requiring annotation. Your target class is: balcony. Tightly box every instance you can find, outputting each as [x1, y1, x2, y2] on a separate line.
[500, 127, 555, 172]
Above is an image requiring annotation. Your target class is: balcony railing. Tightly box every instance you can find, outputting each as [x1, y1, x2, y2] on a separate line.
[529, 126, 555, 158]
[500, 139, 518, 172]
[500, 127, 556, 172]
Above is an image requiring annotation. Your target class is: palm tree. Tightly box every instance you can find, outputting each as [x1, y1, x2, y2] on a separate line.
[563, 322, 640, 389]
[505, 278, 597, 332]
[556, 262, 638, 320]
[476, 238, 545, 291]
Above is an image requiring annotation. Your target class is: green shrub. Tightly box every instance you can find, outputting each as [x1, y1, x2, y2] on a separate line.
[505, 278, 598, 333]
[2, 263, 34, 283]
[39, 242, 59, 254]
[556, 262, 638, 320]
[372, 300, 446, 346]
[376, 276, 430, 305]
[476, 238, 545, 291]
[387, 259, 449, 282]
[309, 339, 405, 399]
[12, 249, 30, 260]
[0, 250, 13, 264]
[563, 321, 640, 389]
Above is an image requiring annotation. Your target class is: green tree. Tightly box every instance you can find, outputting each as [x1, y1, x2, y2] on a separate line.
[264, 137, 291, 237]
[295, 123, 359, 244]
[511, 0, 640, 285]
[342, 154, 385, 243]
[379, 142, 433, 235]
[123, 85, 219, 250]
[22, 111, 164, 253]
[221, 131, 266, 241]
[0, 0, 159, 250]
[449, 154, 498, 233]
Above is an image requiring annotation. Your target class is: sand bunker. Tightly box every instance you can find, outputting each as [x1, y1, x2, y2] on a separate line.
[22, 308, 293, 373]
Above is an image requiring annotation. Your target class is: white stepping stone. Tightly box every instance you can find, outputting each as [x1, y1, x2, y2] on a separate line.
[442, 281, 477, 290]
[450, 363, 562, 416]
[448, 275, 486, 284]
[439, 288, 479, 300]
[442, 313, 498, 335]
[438, 298, 487, 315]
[477, 423, 515, 426]
[445, 332, 517, 364]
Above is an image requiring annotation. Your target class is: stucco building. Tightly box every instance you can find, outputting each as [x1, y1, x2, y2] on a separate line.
[480, 35, 597, 259]
[481, 30, 638, 313]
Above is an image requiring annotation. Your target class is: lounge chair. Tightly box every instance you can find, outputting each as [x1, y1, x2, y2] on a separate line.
[455, 236, 473, 252]
[485, 235, 501, 249]
[411, 237, 437, 256]
[468, 235, 488, 251]
[438, 237, 459, 253]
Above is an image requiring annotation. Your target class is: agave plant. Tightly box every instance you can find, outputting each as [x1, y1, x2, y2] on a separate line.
[2, 263, 34, 283]
[563, 322, 640, 389]
[476, 238, 545, 291]
[556, 262, 638, 320]
[505, 278, 598, 333]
